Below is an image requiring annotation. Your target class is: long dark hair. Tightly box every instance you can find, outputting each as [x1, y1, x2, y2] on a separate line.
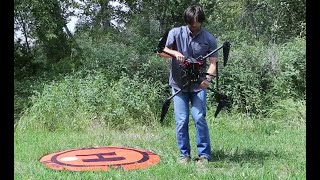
[184, 5, 206, 24]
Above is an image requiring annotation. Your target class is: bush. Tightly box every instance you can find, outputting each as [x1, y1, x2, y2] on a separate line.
[99, 74, 165, 129]
[213, 37, 305, 116]
[270, 37, 306, 100]
[14, 79, 46, 124]
[15, 71, 166, 131]
[16, 73, 97, 131]
[73, 32, 170, 83]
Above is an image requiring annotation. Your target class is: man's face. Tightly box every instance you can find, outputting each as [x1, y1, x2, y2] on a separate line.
[187, 20, 202, 34]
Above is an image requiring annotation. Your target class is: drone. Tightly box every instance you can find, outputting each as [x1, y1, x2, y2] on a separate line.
[156, 30, 231, 124]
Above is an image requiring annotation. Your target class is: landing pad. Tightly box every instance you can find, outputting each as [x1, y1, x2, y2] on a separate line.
[40, 146, 161, 171]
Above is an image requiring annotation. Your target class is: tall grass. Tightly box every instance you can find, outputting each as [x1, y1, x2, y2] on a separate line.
[15, 71, 167, 132]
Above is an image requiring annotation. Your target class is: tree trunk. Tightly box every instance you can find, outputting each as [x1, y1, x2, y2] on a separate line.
[64, 23, 73, 38]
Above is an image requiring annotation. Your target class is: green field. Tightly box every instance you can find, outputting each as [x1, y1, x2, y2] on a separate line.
[14, 113, 305, 180]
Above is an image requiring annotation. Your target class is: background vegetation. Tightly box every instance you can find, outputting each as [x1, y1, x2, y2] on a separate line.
[14, 0, 305, 179]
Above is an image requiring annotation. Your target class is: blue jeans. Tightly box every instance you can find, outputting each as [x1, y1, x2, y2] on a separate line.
[172, 88, 211, 160]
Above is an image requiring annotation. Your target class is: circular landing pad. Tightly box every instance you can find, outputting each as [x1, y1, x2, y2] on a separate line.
[40, 146, 161, 171]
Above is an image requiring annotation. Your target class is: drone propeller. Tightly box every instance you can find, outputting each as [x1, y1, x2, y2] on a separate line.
[223, 41, 230, 66]
[156, 29, 170, 53]
[160, 100, 171, 124]
[206, 87, 231, 117]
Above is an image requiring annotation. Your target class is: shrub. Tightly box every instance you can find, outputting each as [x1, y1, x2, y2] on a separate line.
[212, 37, 305, 116]
[16, 71, 166, 131]
[99, 74, 165, 129]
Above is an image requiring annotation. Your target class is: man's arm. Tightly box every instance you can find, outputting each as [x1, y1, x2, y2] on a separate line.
[199, 56, 217, 89]
[202, 33, 218, 85]
[157, 47, 185, 62]
[156, 28, 185, 62]
[206, 57, 217, 82]
[157, 47, 178, 58]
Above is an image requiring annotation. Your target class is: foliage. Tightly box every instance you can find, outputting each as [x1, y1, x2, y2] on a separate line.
[14, 0, 306, 129]
[73, 31, 170, 83]
[14, 41, 36, 80]
[213, 37, 305, 116]
[14, 78, 48, 125]
[16, 73, 95, 131]
[204, 0, 306, 44]
[99, 74, 165, 129]
[271, 37, 306, 99]
[14, 0, 79, 65]
[15, 71, 165, 131]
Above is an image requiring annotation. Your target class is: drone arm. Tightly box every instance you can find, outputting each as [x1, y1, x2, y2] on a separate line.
[202, 44, 223, 60]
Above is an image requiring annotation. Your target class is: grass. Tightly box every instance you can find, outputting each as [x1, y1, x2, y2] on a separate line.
[14, 113, 305, 179]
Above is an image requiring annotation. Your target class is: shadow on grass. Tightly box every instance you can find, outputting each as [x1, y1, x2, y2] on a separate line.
[210, 147, 284, 165]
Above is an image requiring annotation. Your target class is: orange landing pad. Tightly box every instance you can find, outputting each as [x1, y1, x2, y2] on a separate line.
[40, 146, 161, 171]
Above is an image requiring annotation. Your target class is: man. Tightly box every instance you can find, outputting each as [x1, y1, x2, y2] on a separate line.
[158, 4, 218, 164]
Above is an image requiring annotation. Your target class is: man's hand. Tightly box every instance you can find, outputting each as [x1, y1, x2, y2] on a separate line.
[199, 79, 210, 89]
[206, 74, 215, 82]
[160, 47, 185, 63]
[175, 53, 185, 63]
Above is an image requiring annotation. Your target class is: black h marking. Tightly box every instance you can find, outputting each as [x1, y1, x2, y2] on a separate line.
[76, 152, 126, 162]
